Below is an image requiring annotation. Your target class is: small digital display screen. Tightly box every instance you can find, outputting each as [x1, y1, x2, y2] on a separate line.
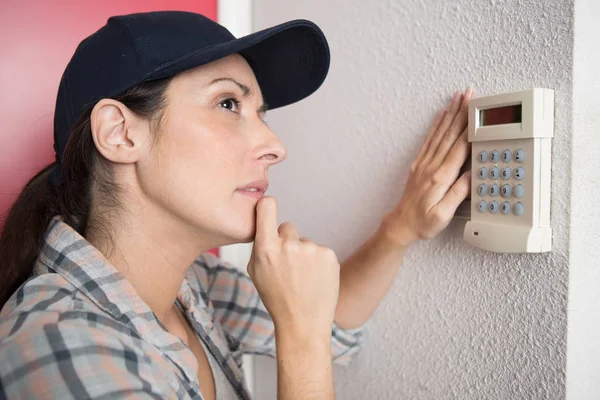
[479, 104, 522, 126]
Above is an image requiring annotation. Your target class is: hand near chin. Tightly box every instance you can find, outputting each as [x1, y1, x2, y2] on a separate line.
[382, 89, 475, 247]
[247, 196, 340, 338]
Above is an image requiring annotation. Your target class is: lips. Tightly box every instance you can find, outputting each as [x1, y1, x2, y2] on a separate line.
[236, 180, 269, 198]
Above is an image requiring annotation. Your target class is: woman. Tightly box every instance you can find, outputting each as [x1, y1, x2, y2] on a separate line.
[0, 10, 472, 400]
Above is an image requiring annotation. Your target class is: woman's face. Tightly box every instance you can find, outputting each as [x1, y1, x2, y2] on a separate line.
[137, 54, 287, 245]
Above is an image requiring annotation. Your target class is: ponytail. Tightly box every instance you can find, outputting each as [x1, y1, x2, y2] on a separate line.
[0, 77, 171, 308]
[0, 165, 60, 307]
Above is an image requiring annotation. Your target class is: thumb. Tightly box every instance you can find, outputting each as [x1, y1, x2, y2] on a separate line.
[438, 170, 471, 217]
[255, 196, 278, 246]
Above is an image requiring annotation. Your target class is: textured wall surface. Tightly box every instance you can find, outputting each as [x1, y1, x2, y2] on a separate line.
[566, 0, 600, 398]
[252, 0, 574, 399]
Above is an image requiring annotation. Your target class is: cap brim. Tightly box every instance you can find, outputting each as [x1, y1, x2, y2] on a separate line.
[146, 20, 330, 110]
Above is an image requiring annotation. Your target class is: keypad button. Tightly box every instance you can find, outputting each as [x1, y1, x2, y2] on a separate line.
[513, 202, 525, 216]
[501, 184, 512, 198]
[478, 200, 487, 213]
[490, 150, 500, 163]
[501, 201, 511, 215]
[489, 201, 499, 214]
[515, 148, 525, 163]
[514, 166, 525, 180]
[478, 151, 488, 163]
[478, 183, 488, 196]
[502, 167, 512, 180]
[513, 184, 525, 198]
[501, 149, 512, 163]
[489, 184, 499, 197]
[489, 166, 500, 180]
[478, 167, 488, 180]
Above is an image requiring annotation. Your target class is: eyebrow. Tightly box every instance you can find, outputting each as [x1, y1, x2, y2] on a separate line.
[209, 77, 269, 113]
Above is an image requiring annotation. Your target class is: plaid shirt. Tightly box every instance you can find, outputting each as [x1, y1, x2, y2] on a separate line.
[0, 217, 364, 399]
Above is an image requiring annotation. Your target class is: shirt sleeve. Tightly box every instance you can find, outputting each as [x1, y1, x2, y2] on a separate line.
[190, 253, 366, 365]
[0, 312, 176, 399]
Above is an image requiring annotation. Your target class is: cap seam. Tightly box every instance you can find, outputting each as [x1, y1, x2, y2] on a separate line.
[119, 17, 147, 80]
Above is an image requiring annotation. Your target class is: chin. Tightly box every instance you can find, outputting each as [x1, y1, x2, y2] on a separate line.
[218, 220, 256, 245]
[206, 204, 257, 246]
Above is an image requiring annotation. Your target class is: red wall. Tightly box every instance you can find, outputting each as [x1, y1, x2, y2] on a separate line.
[0, 0, 219, 256]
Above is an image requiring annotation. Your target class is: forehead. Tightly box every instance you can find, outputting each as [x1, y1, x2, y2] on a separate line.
[168, 54, 263, 99]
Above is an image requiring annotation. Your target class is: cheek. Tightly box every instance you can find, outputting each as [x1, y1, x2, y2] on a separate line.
[140, 116, 250, 226]
[158, 126, 236, 196]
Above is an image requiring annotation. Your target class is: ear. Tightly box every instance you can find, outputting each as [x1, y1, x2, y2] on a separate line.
[90, 99, 150, 164]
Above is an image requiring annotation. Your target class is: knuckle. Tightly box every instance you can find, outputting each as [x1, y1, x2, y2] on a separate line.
[322, 247, 339, 262]
[410, 162, 419, 174]
[282, 240, 299, 254]
[302, 241, 318, 254]
[279, 221, 294, 230]
[430, 209, 446, 226]
[278, 222, 298, 237]
[417, 231, 430, 241]
[431, 170, 446, 185]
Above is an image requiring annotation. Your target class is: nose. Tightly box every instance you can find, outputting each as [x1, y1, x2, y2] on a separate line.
[255, 124, 287, 166]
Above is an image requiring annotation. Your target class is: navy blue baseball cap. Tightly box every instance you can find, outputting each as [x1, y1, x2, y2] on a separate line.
[52, 10, 330, 177]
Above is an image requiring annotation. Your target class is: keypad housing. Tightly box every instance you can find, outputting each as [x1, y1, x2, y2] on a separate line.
[464, 88, 553, 253]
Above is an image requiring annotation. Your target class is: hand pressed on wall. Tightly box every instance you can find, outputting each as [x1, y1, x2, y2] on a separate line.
[381, 89, 475, 247]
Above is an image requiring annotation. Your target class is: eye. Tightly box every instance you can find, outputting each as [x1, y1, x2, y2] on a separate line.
[219, 98, 240, 113]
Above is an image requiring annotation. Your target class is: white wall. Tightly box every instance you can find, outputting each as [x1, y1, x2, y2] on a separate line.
[566, 0, 600, 398]
[251, 0, 580, 399]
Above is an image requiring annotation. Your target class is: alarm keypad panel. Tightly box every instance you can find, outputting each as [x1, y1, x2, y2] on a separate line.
[463, 88, 553, 253]
[472, 138, 535, 227]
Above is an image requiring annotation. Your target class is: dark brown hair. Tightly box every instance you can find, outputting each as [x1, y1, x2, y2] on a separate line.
[0, 77, 172, 308]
